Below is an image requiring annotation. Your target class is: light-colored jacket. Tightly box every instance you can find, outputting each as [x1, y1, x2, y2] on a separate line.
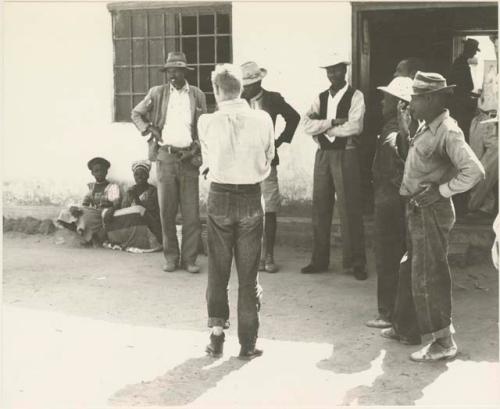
[131, 83, 207, 161]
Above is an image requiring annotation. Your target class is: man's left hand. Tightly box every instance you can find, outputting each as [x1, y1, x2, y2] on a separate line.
[410, 184, 443, 207]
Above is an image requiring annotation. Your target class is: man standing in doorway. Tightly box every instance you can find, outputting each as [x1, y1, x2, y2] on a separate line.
[385, 72, 484, 361]
[448, 38, 481, 142]
[302, 52, 367, 280]
[199, 64, 275, 359]
[240, 61, 300, 274]
[131, 51, 207, 273]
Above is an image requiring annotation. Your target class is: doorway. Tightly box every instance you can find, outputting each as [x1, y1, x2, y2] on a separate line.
[351, 2, 498, 212]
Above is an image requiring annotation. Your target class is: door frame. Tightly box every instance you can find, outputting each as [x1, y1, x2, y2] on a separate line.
[351, 1, 497, 94]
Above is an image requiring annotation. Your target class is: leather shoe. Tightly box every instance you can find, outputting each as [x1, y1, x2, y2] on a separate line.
[265, 257, 279, 273]
[301, 264, 326, 274]
[353, 266, 367, 280]
[366, 317, 392, 329]
[238, 346, 263, 360]
[163, 261, 178, 272]
[184, 263, 200, 274]
[410, 340, 457, 362]
[206, 332, 225, 358]
[381, 327, 420, 345]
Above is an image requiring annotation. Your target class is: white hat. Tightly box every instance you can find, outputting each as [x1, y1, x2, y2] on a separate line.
[319, 52, 351, 69]
[377, 77, 413, 103]
[240, 61, 267, 86]
[481, 115, 498, 124]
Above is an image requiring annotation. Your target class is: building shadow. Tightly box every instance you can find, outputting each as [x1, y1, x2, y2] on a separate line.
[108, 355, 247, 407]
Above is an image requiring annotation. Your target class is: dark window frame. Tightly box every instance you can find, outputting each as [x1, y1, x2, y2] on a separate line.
[108, 2, 232, 122]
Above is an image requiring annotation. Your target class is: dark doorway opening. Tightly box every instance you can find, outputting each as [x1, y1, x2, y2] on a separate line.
[351, 2, 498, 213]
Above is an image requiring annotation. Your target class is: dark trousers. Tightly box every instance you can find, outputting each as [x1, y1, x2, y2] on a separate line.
[373, 184, 405, 321]
[206, 182, 263, 348]
[311, 149, 366, 269]
[156, 154, 201, 265]
[393, 199, 456, 342]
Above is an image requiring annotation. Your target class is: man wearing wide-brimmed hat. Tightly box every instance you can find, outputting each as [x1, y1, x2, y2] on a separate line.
[448, 38, 481, 141]
[365, 77, 414, 331]
[301, 52, 367, 280]
[387, 71, 484, 362]
[240, 61, 300, 274]
[131, 51, 207, 274]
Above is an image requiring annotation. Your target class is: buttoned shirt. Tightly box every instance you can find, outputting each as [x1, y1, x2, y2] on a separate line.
[400, 110, 484, 197]
[160, 82, 192, 148]
[198, 98, 275, 184]
[302, 83, 365, 149]
[249, 90, 264, 110]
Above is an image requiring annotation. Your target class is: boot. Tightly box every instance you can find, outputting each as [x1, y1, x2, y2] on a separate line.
[206, 332, 225, 357]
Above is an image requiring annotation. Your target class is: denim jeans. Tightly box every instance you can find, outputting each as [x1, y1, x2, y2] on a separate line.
[206, 182, 263, 349]
[311, 149, 366, 269]
[373, 183, 406, 321]
[393, 198, 456, 342]
[156, 153, 201, 265]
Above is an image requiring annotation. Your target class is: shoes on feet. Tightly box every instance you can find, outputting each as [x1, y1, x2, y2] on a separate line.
[258, 259, 266, 272]
[206, 333, 225, 358]
[353, 266, 368, 281]
[184, 263, 200, 274]
[264, 256, 279, 273]
[380, 327, 420, 345]
[163, 261, 178, 272]
[301, 264, 327, 274]
[366, 317, 392, 329]
[238, 346, 263, 360]
[410, 340, 457, 362]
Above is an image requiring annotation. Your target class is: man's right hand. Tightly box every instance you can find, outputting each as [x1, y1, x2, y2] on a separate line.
[149, 125, 163, 143]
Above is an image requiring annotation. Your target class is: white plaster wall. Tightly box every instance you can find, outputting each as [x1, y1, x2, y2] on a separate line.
[3, 1, 352, 204]
[232, 1, 352, 201]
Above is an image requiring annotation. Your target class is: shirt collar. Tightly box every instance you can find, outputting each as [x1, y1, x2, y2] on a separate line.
[329, 82, 348, 98]
[170, 81, 190, 93]
[217, 98, 249, 111]
[426, 109, 449, 135]
[250, 90, 264, 102]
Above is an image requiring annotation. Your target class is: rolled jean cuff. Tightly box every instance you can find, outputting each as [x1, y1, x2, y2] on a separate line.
[423, 322, 456, 343]
[207, 318, 230, 329]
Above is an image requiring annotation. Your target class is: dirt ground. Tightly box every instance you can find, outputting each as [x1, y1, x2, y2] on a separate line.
[2, 231, 499, 408]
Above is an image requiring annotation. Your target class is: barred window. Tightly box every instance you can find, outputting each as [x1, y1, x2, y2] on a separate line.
[108, 3, 232, 121]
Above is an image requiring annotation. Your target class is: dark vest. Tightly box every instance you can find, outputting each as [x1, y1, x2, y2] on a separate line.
[314, 86, 356, 150]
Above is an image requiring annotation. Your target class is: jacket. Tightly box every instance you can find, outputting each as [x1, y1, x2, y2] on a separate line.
[131, 84, 207, 161]
[255, 89, 300, 166]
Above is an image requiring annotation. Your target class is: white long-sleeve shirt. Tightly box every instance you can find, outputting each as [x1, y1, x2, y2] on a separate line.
[302, 84, 365, 149]
[198, 99, 275, 184]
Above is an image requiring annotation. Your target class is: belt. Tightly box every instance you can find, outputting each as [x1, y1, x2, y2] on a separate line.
[161, 145, 192, 154]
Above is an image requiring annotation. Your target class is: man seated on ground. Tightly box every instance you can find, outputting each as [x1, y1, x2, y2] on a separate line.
[105, 160, 163, 253]
[57, 157, 121, 246]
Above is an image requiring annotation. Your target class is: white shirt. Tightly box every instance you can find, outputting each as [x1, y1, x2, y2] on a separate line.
[302, 84, 365, 149]
[198, 99, 275, 184]
[160, 83, 192, 148]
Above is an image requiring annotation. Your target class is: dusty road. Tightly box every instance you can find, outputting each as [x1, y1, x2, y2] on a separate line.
[2, 231, 499, 408]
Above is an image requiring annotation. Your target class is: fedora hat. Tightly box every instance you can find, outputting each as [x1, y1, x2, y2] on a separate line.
[411, 71, 455, 96]
[377, 77, 413, 103]
[463, 38, 481, 52]
[160, 51, 194, 72]
[319, 52, 351, 69]
[241, 61, 267, 85]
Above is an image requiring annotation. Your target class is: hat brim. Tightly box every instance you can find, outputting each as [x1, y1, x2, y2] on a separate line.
[411, 85, 456, 96]
[242, 68, 267, 86]
[377, 86, 411, 103]
[159, 65, 195, 72]
[320, 61, 351, 69]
